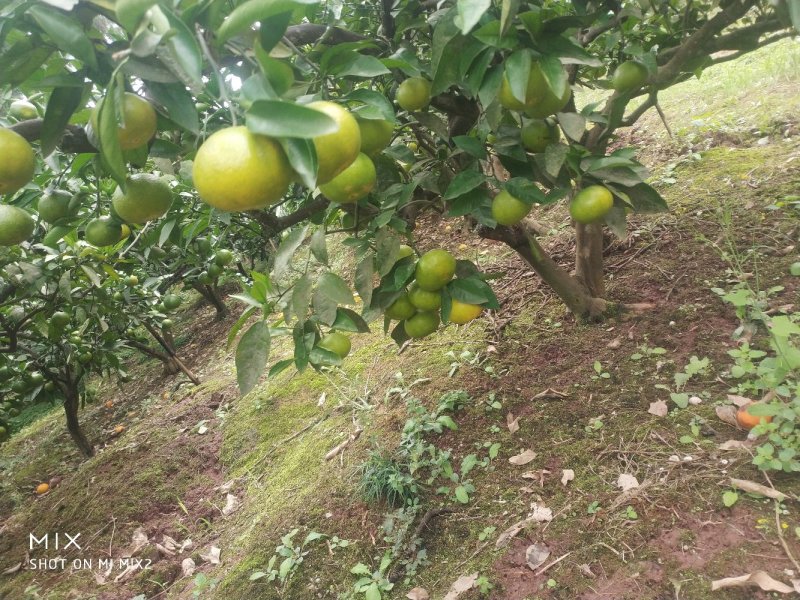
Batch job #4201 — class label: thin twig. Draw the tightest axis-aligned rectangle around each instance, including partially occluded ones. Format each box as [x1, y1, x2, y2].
[535, 551, 573, 576]
[119, 222, 149, 258]
[196, 25, 237, 126]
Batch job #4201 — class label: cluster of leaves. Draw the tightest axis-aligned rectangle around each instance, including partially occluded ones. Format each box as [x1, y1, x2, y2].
[716, 283, 800, 472]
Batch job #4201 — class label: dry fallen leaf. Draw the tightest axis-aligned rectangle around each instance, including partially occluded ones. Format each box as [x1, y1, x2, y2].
[617, 474, 640, 491]
[496, 521, 527, 548]
[162, 535, 180, 552]
[128, 527, 149, 556]
[406, 588, 430, 600]
[222, 493, 240, 516]
[719, 439, 753, 451]
[561, 469, 575, 486]
[155, 543, 175, 557]
[200, 545, 221, 565]
[181, 557, 196, 577]
[716, 405, 739, 427]
[509, 449, 537, 466]
[711, 571, 793, 593]
[443, 573, 479, 600]
[727, 394, 754, 408]
[578, 563, 595, 578]
[529, 502, 553, 522]
[648, 400, 668, 417]
[506, 413, 520, 434]
[525, 543, 551, 571]
[730, 478, 786, 501]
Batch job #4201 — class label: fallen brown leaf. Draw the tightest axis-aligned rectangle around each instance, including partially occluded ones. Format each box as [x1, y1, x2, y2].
[561, 469, 575, 486]
[407, 588, 430, 600]
[730, 478, 786, 501]
[727, 394, 754, 408]
[526, 543, 550, 571]
[509, 449, 537, 466]
[506, 413, 520, 434]
[648, 400, 668, 417]
[443, 573, 479, 600]
[711, 571, 793, 593]
[715, 405, 739, 427]
[616, 474, 639, 491]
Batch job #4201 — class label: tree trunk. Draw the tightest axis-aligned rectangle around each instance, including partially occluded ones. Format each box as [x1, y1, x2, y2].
[480, 224, 609, 321]
[192, 282, 227, 318]
[575, 223, 606, 298]
[63, 386, 93, 458]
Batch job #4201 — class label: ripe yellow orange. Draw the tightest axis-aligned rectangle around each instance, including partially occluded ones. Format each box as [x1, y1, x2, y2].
[569, 185, 614, 224]
[396, 77, 432, 111]
[308, 101, 361, 185]
[0, 128, 35, 195]
[92, 92, 157, 150]
[319, 153, 376, 203]
[114, 424, 125, 434]
[520, 119, 560, 153]
[492, 190, 531, 226]
[415, 249, 456, 291]
[0, 204, 35, 246]
[449, 299, 482, 324]
[10, 100, 38, 120]
[193, 126, 292, 211]
[35, 483, 50, 495]
[736, 404, 773, 430]
[404, 311, 440, 339]
[357, 118, 394, 156]
[112, 174, 173, 223]
[105, 400, 114, 408]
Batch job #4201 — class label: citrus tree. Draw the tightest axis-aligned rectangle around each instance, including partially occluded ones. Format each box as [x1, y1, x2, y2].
[1, 0, 798, 410]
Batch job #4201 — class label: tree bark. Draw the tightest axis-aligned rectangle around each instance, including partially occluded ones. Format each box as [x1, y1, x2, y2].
[191, 282, 227, 318]
[141, 322, 201, 385]
[479, 224, 609, 321]
[63, 385, 93, 458]
[575, 223, 606, 298]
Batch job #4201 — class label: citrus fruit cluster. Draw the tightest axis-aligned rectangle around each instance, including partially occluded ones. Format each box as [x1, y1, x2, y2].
[193, 100, 393, 212]
[385, 248, 484, 340]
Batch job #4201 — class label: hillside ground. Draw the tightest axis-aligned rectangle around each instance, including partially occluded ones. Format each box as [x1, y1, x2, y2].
[1, 40, 799, 600]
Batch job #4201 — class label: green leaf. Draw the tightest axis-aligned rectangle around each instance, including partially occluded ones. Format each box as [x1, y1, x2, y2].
[145, 81, 199, 134]
[246, 100, 338, 139]
[460, 453, 478, 475]
[310, 227, 328, 265]
[557, 112, 586, 142]
[350, 563, 371, 576]
[455, 485, 470, 503]
[326, 52, 390, 78]
[437, 415, 458, 430]
[604, 204, 626, 240]
[116, 0, 158, 31]
[332, 308, 370, 333]
[355, 253, 375, 309]
[348, 89, 397, 122]
[273, 225, 309, 275]
[159, 6, 203, 85]
[41, 83, 85, 157]
[447, 277, 498, 308]
[788, 0, 800, 33]
[365, 582, 382, 600]
[279, 138, 318, 188]
[291, 274, 313, 324]
[456, 0, 491, 34]
[258, 11, 293, 53]
[444, 171, 486, 200]
[489, 442, 500, 459]
[453, 135, 487, 159]
[543, 143, 568, 178]
[504, 49, 532, 104]
[317, 272, 354, 305]
[722, 490, 739, 507]
[614, 182, 668, 213]
[29, 5, 98, 71]
[309, 346, 342, 367]
[216, 0, 320, 45]
[538, 55, 568, 98]
[236, 321, 271, 395]
[500, 0, 520, 35]
[505, 178, 546, 205]
[536, 33, 602, 67]
[227, 306, 257, 350]
[96, 85, 128, 189]
[269, 358, 294, 378]
[375, 230, 401, 277]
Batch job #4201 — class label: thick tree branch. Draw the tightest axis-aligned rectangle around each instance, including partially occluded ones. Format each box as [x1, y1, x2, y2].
[284, 24, 368, 46]
[10, 119, 97, 153]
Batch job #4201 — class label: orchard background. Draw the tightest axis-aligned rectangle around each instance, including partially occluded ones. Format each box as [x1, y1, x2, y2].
[0, 0, 799, 598]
